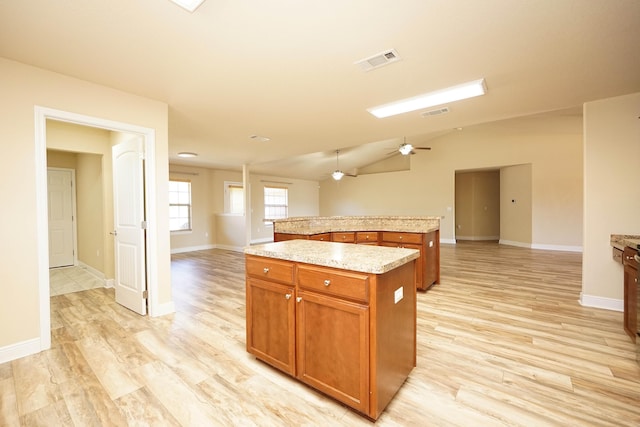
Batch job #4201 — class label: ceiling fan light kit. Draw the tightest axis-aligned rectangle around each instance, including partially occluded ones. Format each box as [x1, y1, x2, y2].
[367, 78, 487, 118]
[399, 143, 413, 155]
[332, 170, 345, 181]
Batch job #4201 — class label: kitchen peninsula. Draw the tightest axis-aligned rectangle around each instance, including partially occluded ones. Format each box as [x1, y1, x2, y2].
[244, 239, 419, 420]
[273, 216, 440, 291]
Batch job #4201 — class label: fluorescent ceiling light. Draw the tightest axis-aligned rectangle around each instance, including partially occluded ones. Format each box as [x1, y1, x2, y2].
[177, 152, 198, 158]
[367, 78, 486, 118]
[170, 0, 205, 12]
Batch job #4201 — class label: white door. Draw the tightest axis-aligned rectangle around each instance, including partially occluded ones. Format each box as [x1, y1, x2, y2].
[112, 139, 147, 315]
[48, 168, 75, 268]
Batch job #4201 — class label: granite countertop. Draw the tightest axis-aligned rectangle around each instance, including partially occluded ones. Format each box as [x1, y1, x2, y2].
[273, 215, 440, 234]
[610, 234, 640, 251]
[244, 239, 419, 274]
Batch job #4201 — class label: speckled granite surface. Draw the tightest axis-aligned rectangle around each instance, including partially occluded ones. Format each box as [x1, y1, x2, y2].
[244, 239, 419, 274]
[273, 216, 440, 234]
[610, 234, 640, 250]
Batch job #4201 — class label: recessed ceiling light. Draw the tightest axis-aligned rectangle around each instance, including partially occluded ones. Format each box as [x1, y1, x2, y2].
[367, 78, 487, 118]
[177, 152, 198, 158]
[169, 0, 205, 13]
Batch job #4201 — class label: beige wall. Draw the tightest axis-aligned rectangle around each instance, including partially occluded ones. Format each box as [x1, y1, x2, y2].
[455, 170, 500, 240]
[249, 174, 320, 243]
[47, 150, 77, 169]
[582, 92, 640, 305]
[320, 113, 583, 249]
[76, 153, 104, 272]
[500, 164, 533, 246]
[0, 57, 170, 355]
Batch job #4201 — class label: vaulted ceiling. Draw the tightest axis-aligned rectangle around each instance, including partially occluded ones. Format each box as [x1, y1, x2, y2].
[1, 0, 639, 180]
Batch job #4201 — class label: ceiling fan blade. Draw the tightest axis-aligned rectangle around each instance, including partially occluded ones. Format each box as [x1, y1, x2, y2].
[414, 147, 431, 150]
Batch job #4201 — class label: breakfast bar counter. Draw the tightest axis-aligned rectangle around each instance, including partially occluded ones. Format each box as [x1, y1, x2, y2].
[272, 215, 440, 290]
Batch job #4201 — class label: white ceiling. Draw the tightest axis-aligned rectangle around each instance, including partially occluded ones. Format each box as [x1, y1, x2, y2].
[1, 0, 639, 180]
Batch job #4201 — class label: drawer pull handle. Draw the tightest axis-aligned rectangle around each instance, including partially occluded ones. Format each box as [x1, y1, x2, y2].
[296, 297, 302, 303]
[285, 293, 292, 300]
[263, 267, 270, 274]
[324, 279, 331, 287]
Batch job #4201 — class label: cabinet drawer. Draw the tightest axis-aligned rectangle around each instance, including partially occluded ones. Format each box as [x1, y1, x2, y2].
[298, 265, 369, 303]
[332, 232, 355, 243]
[309, 233, 331, 241]
[356, 232, 379, 244]
[246, 256, 294, 284]
[381, 232, 422, 245]
[624, 247, 639, 269]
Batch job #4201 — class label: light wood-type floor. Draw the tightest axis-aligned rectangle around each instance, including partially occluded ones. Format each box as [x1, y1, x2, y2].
[1, 242, 639, 426]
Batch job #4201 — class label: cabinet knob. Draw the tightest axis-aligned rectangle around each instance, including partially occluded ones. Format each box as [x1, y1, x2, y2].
[263, 267, 270, 274]
[285, 293, 292, 300]
[296, 297, 302, 303]
[324, 279, 331, 287]
[399, 236, 403, 240]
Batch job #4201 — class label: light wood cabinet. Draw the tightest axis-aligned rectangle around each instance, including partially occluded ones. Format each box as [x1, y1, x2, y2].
[245, 254, 416, 420]
[623, 246, 638, 343]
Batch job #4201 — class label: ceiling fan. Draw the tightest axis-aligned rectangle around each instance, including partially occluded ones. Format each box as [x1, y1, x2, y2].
[332, 150, 357, 181]
[398, 137, 431, 155]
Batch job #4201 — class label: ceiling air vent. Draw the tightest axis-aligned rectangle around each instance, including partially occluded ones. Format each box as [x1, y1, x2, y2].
[421, 107, 450, 117]
[355, 49, 401, 72]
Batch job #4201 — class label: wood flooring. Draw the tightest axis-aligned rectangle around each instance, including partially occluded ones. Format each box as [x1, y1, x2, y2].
[1, 242, 639, 426]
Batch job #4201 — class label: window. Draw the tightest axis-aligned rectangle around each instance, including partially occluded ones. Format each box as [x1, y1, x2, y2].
[224, 181, 244, 215]
[169, 180, 192, 231]
[264, 186, 288, 223]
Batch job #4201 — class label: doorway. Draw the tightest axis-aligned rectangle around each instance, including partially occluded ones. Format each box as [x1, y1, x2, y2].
[35, 106, 161, 351]
[455, 170, 500, 241]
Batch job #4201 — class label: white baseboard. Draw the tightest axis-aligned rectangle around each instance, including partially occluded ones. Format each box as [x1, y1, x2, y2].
[170, 244, 216, 254]
[456, 235, 499, 241]
[499, 239, 531, 248]
[531, 243, 583, 253]
[0, 337, 42, 364]
[77, 261, 113, 288]
[151, 301, 176, 317]
[579, 293, 623, 312]
[250, 237, 274, 245]
[440, 238, 456, 245]
[215, 244, 245, 253]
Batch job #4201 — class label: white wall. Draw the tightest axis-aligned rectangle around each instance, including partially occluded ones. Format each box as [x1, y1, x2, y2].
[0, 57, 170, 362]
[582, 92, 640, 308]
[320, 113, 584, 249]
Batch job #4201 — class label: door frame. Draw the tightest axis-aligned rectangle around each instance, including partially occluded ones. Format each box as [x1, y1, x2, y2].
[47, 167, 78, 268]
[35, 106, 160, 351]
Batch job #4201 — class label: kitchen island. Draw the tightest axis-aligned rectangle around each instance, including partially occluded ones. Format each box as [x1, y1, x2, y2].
[273, 215, 440, 291]
[244, 239, 419, 420]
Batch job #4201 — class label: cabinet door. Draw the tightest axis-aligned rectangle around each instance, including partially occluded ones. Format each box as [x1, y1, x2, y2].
[246, 278, 296, 375]
[624, 263, 638, 342]
[296, 290, 370, 414]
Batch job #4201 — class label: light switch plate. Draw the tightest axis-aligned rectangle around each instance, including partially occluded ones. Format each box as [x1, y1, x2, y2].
[394, 286, 404, 304]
